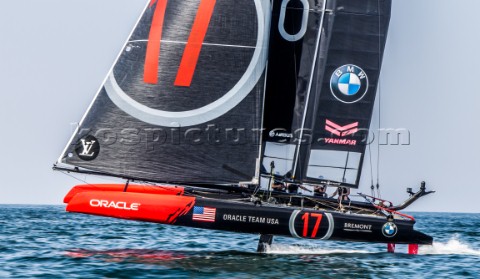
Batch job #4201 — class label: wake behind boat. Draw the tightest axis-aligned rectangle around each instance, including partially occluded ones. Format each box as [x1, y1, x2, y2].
[54, 0, 434, 254]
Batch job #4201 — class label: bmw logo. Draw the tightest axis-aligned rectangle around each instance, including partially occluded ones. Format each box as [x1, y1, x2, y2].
[330, 64, 369, 104]
[382, 222, 398, 238]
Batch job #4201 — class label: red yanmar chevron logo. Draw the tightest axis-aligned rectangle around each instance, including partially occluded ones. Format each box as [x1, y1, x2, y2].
[325, 120, 359, 137]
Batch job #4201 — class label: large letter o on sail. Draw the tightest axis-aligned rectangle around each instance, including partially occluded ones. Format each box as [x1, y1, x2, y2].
[278, 0, 309, 42]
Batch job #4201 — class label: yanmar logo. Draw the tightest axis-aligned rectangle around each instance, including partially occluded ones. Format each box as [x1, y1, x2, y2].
[90, 199, 141, 211]
[324, 120, 358, 146]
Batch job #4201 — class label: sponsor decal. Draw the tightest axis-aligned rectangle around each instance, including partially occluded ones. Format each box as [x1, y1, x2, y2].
[144, 0, 216, 87]
[222, 214, 280, 225]
[326, 120, 358, 137]
[301, 212, 324, 238]
[269, 130, 293, 139]
[75, 135, 100, 161]
[324, 138, 357, 146]
[89, 199, 140, 211]
[343, 223, 372, 232]
[289, 211, 334, 239]
[192, 206, 216, 222]
[330, 64, 369, 104]
[382, 222, 398, 237]
[324, 119, 358, 146]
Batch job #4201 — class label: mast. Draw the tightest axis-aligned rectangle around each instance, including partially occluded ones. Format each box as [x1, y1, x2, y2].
[261, 0, 329, 184]
[291, 0, 328, 179]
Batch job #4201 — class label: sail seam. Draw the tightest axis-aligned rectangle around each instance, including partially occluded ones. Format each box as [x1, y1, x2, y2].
[263, 155, 294, 161]
[128, 39, 256, 49]
[307, 165, 358, 170]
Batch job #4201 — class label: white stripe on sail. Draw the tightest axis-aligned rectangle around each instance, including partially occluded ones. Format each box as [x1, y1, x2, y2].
[128, 39, 256, 49]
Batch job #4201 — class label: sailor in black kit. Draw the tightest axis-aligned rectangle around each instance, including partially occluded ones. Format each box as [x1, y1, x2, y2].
[313, 185, 327, 198]
[331, 186, 350, 202]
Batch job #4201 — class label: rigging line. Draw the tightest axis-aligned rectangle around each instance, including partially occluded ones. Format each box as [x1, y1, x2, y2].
[256, 64, 269, 177]
[59, 167, 175, 191]
[59, 170, 92, 185]
[292, 6, 299, 105]
[306, 198, 338, 211]
[342, 152, 350, 183]
[305, 164, 357, 170]
[255, 0, 273, 184]
[376, 0, 382, 198]
[292, 0, 327, 177]
[252, 183, 262, 196]
[368, 143, 375, 197]
[289, 2, 300, 178]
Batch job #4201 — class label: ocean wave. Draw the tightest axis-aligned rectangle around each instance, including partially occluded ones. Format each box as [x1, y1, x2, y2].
[265, 244, 372, 255]
[420, 238, 480, 256]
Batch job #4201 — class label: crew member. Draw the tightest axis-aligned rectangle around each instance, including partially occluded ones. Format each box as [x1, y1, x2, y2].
[313, 185, 327, 198]
[271, 180, 286, 192]
[331, 186, 350, 202]
[287, 183, 299, 194]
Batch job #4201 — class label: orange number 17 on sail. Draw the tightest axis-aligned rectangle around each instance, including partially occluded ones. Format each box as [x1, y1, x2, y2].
[144, 0, 217, 87]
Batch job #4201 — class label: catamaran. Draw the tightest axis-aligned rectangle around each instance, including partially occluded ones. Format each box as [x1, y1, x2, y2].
[54, 0, 434, 254]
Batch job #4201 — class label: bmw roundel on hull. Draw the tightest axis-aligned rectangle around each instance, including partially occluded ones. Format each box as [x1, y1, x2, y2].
[382, 222, 398, 238]
[330, 64, 369, 104]
[104, 0, 270, 127]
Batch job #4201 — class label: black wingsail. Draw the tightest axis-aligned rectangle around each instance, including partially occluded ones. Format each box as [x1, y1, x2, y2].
[261, 0, 327, 180]
[57, 0, 271, 185]
[261, 0, 391, 189]
[295, 0, 392, 188]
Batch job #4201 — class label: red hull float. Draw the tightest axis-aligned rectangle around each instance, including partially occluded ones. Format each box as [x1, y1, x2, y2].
[64, 184, 184, 203]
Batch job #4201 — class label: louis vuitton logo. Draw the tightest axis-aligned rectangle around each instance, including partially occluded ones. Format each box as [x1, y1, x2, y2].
[80, 139, 97, 157]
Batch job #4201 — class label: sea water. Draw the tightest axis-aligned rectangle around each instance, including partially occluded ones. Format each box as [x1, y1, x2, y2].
[0, 205, 478, 278]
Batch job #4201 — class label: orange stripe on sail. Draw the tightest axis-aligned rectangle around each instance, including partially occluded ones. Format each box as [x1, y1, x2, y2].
[174, 0, 216, 87]
[144, 0, 168, 84]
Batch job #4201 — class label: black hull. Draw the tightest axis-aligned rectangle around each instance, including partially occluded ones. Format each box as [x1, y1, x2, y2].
[173, 198, 432, 245]
[64, 184, 433, 246]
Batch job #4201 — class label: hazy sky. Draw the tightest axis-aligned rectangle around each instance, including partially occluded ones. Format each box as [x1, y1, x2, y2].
[0, 0, 479, 213]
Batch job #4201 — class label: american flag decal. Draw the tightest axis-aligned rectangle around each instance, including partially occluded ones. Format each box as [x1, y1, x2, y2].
[192, 206, 216, 222]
